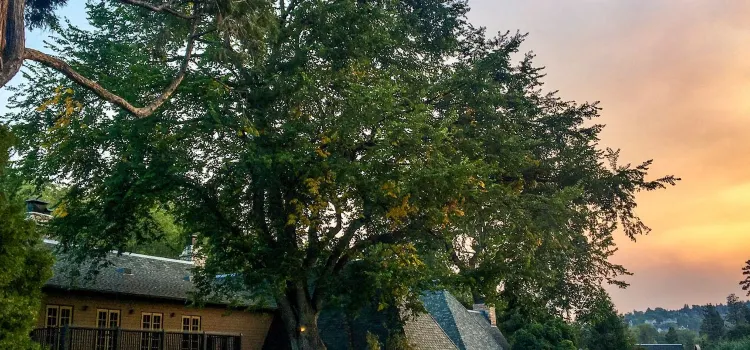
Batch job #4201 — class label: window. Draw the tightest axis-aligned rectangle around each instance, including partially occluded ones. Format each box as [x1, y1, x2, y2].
[45, 305, 73, 327]
[96, 309, 120, 328]
[141, 313, 163, 350]
[181, 316, 201, 350]
[181, 316, 201, 331]
[96, 309, 120, 350]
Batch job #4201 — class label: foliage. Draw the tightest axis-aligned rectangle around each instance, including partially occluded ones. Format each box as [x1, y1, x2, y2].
[624, 303, 738, 332]
[665, 326, 678, 343]
[0, 125, 54, 349]
[725, 324, 750, 341]
[511, 316, 578, 350]
[701, 304, 725, 342]
[578, 293, 636, 350]
[710, 338, 750, 350]
[675, 328, 699, 350]
[4, 0, 677, 348]
[632, 323, 660, 344]
[726, 294, 748, 327]
[366, 332, 381, 350]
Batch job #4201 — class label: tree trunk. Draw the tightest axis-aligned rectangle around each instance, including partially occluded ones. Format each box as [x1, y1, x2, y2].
[277, 282, 327, 350]
[0, 0, 25, 88]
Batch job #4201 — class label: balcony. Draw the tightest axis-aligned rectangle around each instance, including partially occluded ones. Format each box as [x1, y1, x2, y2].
[31, 326, 242, 350]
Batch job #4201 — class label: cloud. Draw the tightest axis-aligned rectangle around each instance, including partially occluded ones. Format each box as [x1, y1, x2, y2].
[469, 0, 750, 310]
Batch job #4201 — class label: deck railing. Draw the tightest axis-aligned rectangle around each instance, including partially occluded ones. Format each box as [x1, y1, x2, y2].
[31, 326, 241, 350]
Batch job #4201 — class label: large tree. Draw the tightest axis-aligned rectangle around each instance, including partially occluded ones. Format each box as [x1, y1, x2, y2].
[0, 125, 53, 349]
[726, 293, 747, 327]
[700, 304, 725, 342]
[5, 1, 676, 349]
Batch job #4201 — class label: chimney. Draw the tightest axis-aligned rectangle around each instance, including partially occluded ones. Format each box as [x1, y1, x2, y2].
[473, 303, 497, 326]
[25, 198, 53, 223]
[179, 235, 204, 266]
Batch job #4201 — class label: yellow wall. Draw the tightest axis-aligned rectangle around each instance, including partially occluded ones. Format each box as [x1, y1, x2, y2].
[38, 290, 274, 350]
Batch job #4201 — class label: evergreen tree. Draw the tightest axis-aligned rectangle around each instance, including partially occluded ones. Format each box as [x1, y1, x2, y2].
[726, 294, 747, 326]
[0, 126, 53, 349]
[665, 327, 679, 343]
[578, 293, 635, 350]
[700, 304, 725, 342]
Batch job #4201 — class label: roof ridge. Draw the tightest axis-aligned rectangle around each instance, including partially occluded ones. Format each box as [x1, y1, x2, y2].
[44, 238, 194, 265]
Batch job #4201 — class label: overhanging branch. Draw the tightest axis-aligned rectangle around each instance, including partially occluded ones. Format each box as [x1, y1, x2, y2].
[23, 17, 199, 118]
[118, 0, 194, 19]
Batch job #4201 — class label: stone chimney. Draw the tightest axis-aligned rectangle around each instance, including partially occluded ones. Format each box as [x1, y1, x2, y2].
[179, 235, 204, 266]
[25, 198, 53, 223]
[473, 303, 497, 326]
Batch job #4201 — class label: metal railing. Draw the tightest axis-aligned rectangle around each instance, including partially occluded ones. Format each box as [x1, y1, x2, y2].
[31, 326, 242, 350]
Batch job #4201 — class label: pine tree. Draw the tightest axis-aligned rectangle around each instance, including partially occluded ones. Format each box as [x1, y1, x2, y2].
[700, 304, 725, 342]
[726, 293, 747, 326]
[0, 126, 53, 349]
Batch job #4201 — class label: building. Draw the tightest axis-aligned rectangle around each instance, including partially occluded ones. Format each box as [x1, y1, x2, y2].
[33, 239, 275, 350]
[310, 290, 508, 350]
[28, 201, 509, 350]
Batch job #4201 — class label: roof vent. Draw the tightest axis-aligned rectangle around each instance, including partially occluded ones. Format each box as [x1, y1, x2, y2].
[116, 267, 134, 276]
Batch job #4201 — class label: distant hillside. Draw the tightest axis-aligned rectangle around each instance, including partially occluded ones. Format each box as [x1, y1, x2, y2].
[624, 302, 750, 332]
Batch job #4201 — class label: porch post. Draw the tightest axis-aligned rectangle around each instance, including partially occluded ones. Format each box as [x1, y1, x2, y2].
[115, 327, 121, 350]
[61, 324, 69, 350]
[160, 329, 165, 350]
[202, 331, 207, 350]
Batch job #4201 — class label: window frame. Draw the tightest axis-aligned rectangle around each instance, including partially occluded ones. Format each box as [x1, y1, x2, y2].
[96, 309, 121, 329]
[141, 312, 164, 330]
[181, 315, 201, 332]
[45, 305, 74, 327]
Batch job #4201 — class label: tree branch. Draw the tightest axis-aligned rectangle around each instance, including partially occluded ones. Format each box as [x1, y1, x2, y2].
[117, 0, 194, 19]
[23, 18, 199, 118]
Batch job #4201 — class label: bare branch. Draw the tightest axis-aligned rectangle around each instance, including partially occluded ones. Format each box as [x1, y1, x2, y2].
[23, 18, 199, 118]
[117, 0, 194, 19]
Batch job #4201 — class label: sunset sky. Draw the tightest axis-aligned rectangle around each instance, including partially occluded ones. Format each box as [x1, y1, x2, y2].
[3, 0, 750, 313]
[469, 0, 750, 312]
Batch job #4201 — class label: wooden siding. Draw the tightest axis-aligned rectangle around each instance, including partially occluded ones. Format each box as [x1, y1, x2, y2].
[38, 290, 274, 350]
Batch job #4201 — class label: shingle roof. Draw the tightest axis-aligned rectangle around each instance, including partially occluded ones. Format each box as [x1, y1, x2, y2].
[467, 311, 510, 350]
[46, 248, 196, 301]
[43, 240, 275, 308]
[403, 312, 459, 350]
[421, 290, 505, 350]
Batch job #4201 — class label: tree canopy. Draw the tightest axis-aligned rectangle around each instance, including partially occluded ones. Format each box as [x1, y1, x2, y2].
[577, 293, 635, 350]
[0, 126, 53, 349]
[4, 1, 677, 349]
[701, 304, 725, 342]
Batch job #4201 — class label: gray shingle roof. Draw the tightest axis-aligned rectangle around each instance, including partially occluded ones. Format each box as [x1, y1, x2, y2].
[43, 240, 275, 308]
[421, 290, 505, 350]
[45, 249, 197, 301]
[467, 311, 510, 350]
[403, 312, 459, 350]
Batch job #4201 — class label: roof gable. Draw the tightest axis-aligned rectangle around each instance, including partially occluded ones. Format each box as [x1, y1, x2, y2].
[421, 291, 504, 350]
